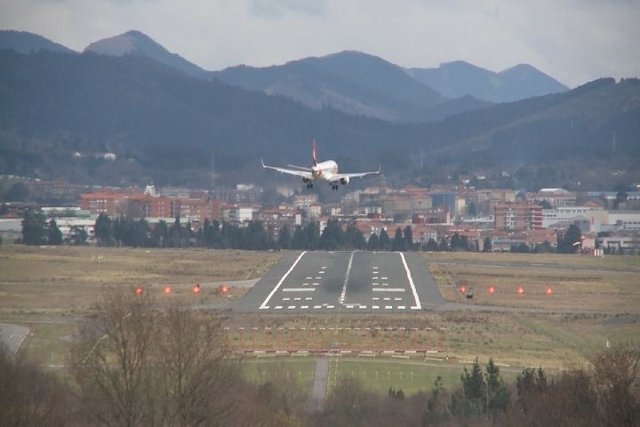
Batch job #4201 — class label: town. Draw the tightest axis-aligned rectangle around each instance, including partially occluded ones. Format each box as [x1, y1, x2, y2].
[2, 177, 638, 254]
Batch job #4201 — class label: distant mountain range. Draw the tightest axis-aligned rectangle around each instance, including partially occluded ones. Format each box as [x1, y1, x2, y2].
[1, 30, 567, 123]
[0, 30, 75, 55]
[406, 61, 569, 103]
[0, 29, 638, 190]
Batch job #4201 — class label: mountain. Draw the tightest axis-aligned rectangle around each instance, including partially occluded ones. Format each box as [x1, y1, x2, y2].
[0, 30, 75, 54]
[406, 61, 569, 103]
[84, 30, 208, 79]
[212, 51, 473, 123]
[0, 47, 638, 190]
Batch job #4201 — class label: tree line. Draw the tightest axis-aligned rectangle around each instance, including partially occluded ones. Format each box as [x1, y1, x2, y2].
[19, 209, 585, 254]
[2, 288, 639, 426]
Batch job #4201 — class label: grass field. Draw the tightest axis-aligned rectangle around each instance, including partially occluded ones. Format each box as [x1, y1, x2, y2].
[427, 253, 640, 312]
[1, 245, 639, 391]
[0, 245, 280, 314]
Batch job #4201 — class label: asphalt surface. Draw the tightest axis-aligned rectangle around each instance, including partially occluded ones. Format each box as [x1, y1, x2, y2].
[231, 251, 446, 313]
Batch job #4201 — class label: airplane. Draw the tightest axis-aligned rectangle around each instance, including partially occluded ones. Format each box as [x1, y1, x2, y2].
[261, 140, 381, 190]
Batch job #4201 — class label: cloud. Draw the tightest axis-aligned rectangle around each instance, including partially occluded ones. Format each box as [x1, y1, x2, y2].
[0, 0, 638, 86]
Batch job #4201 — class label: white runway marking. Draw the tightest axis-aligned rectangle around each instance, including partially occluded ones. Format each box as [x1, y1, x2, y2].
[283, 297, 290, 301]
[275, 306, 283, 310]
[315, 276, 322, 279]
[282, 288, 316, 292]
[301, 305, 309, 309]
[338, 251, 356, 305]
[372, 305, 380, 309]
[399, 252, 422, 310]
[372, 288, 406, 292]
[260, 251, 307, 309]
[305, 277, 313, 280]
[312, 282, 319, 286]
[314, 305, 322, 309]
[398, 306, 406, 309]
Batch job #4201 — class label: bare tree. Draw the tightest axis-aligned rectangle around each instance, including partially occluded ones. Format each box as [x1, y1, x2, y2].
[592, 343, 640, 427]
[0, 344, 71, 426]
[72, 288, 160, 426]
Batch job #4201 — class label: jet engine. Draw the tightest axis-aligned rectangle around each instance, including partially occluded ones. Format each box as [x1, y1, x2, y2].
[340, 177, 350, 185]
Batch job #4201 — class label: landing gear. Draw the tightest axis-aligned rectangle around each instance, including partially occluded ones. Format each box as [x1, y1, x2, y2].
[331, 184, 339, 190]
[306, 183, 313, 189]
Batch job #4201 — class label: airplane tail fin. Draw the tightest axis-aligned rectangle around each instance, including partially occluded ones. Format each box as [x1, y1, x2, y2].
[312, 139, 318, 167]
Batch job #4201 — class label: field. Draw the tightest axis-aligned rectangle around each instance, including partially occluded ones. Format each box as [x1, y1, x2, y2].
[0, 245, 280, 314]
[427, 252, 640, 312]
[1, 245, 639, 396]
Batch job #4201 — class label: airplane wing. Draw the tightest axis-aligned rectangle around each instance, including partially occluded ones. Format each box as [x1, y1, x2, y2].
[262, 159, 313, 179]
[334, 167, 382, 180]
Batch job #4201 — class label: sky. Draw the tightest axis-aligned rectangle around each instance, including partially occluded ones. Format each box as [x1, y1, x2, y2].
[1, 0, 639, 87]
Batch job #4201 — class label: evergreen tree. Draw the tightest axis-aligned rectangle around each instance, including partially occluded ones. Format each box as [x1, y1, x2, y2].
[392, 227, 404, 251]
[47, 219, 63, 245]
[345, 223, 366, 249]
[379, 229, 390, 251]
[366, 233, 380, 251]
[277, 225, 292, 250]
[319, 220, 344, 250]
[304, 221, 320, 250]
[292, 225, 306, 249]
[558, 224, 582, 253]
[424, 238, 438, 251]
[403, 225, 413, 251]
[485, 358, 510, 418]
[452, 358, 486, 416]
[21, 209, 47, 245]
[483, 237, 492, 252]
[94, 213, 115, 246]
[438, 238, 449, 252]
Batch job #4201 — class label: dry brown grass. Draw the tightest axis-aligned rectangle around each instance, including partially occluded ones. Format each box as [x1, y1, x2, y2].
[0, 245, 280, 314]
[428, 254, 640, 313]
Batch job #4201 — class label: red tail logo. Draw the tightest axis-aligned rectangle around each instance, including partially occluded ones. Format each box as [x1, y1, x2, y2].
[312, 139, 318, 166]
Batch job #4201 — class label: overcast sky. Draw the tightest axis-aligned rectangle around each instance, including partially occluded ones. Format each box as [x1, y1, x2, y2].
[1, 0, 639, 87]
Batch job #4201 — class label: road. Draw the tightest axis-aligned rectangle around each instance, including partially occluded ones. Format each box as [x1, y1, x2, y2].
[231, 251, 446, 313]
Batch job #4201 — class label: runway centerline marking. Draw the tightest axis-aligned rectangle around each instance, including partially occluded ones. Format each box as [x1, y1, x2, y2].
[372, 288, 406, 292]
[282, 288, 316, 292]
[259, 251, 307, 309]
[338, 251, 356, 305]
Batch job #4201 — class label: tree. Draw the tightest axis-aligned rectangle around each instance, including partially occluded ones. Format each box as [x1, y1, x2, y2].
[452, 358, 486, 416]
[94, 213, 115, 246]
[483, 237, 492, 252]
[21, 209, 47, 245]
[592, 343, 640, 426]
[344, 223, 365, 249]
[558, 223, 582, 253]
[68, 226, 88, 245]
[403, 225, 413, 251]
[367, 233, 380, 250]
[424, 238, 438, 251]
[379, 229, 390, 251]
[485, 358, 509, 418]
[392, 227, 404, 251]
[5, 182, 29, 202]
[47, 219, 63, 245]
[277, 225, 292, 250]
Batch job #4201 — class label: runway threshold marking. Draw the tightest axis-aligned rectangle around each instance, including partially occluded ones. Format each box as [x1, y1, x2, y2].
[259, 251, 307, 310]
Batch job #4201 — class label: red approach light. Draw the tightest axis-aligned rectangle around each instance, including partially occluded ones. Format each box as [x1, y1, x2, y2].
[220, 285, 230, 295]
[135, 287, 143, 296]
[459, 286, 467, 294]
[164, 286, 172, 295]
[517, 286, 524, 296]
[546, 287, 553, 296]
[193, 284, 201, 294]
[487, 286, 496, 295]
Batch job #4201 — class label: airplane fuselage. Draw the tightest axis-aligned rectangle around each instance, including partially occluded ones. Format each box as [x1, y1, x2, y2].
[311, 160, 338, 182]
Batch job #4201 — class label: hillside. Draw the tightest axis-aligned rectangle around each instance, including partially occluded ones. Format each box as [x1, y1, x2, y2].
[0, 48, 638, 190]
[213, 51, 456, 122]
[407, 61, 569, 103]
[0, 30, 76, 54]
[84, 30, 208, 80]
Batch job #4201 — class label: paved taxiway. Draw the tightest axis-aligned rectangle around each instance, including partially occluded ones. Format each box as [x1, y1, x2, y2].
[232, 251, 445, 313]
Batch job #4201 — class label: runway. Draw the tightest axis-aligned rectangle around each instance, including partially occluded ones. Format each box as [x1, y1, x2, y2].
[232, 251, 445, 313]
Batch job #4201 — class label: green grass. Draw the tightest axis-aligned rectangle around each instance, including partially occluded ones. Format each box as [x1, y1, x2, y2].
[241, 358, 316, 396]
